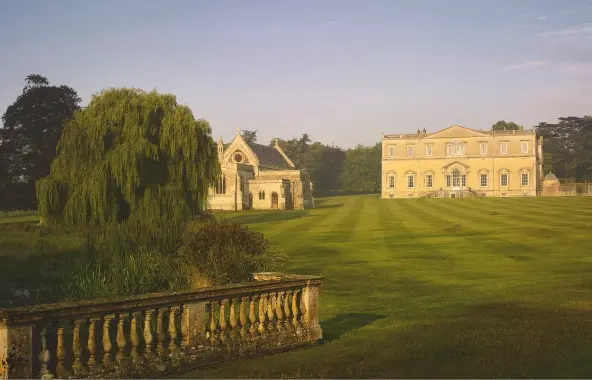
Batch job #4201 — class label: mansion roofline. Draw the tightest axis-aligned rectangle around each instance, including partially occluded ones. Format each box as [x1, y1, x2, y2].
[382, 125, 536, 140]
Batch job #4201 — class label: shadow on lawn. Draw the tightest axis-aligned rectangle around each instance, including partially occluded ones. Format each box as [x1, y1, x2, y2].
[376, 301, 592, 378]
[321, 312, 386, 343]
[229, 210, 309, 225]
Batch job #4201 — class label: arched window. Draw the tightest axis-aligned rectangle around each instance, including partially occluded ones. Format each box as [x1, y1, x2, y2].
[452, 169, 461, 187]
[215, 176, 226, 194]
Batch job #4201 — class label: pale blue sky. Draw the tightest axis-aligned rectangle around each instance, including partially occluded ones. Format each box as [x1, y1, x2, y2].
[1, 0, 591, 148]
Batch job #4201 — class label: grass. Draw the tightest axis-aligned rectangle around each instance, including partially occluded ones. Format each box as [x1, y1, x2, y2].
[2, 196, 592, 377]
[188, 195, 592, 378]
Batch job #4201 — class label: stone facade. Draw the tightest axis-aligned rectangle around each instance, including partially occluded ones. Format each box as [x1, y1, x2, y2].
[381, 125, 542, 198]
[207, 132, 314, 211]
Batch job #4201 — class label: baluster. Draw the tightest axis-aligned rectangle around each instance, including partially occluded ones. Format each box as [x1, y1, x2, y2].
[229, 298, 238, 340]
[257, 294, 266, 335]
[116, 313, 129, 364]
[168, 306, 180, 353]
[275, 291, 285, 331]
[180, 304, 190, 350]
[292, 289, 301, 329]
[266, 293, 275, 332]
[87, 317, 101, 371]
[55, 323, 67, 377]
[284, 290, 292, 330]
[239, 296, 248, 338]
[208, 301, 218, 345]
[249, 295, 258, 336]
[72, 318, 85, 375]
[37, 326, 51, 378]
[300, 287, 310, 327]
[103, 314, 114, 369]
[143, 310, 155, 360]
[219, 299, 228, 343]
[156, 308, 166, 356]
[130, 311, 142, 364]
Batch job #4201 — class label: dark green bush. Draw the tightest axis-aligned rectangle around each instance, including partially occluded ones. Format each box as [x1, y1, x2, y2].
[179, 214, 287, 286]
[52, 213, 286, 302]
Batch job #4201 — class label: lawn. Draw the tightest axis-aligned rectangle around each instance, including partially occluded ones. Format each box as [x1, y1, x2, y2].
[2, 195, 592, 377]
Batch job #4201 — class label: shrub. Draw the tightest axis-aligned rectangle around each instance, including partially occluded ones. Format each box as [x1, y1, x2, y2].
[179, 215, 287, 286]
[50, 214, 286, 302]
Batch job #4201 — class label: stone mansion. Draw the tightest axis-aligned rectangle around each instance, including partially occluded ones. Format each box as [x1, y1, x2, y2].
[207, 130, 314, 211]
[381, 125, 542, 198]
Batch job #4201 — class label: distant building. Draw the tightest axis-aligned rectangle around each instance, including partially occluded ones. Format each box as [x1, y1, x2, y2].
[381, 125, 542, 198]
[208, 131, 314, 210]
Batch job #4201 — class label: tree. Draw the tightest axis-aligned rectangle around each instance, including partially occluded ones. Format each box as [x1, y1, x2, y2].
[0, 74, 81, 210]
[535, 116, 592, 181]
[306, 143, 345, 196]
[36, 88, 220, 226]
[491, 120, 523, 131]
[272, 134, 311, 168]
[340, 143, 382, 193]
[270, 135, 346, 196]
[241, 129, 258, 144]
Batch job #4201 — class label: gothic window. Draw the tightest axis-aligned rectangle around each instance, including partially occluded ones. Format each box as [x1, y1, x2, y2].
[215, 176, 226, 194]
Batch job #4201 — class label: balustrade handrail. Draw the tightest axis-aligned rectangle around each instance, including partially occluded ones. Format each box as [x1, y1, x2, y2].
[0, 273, 323, 326]
[0, 272, 324, 379]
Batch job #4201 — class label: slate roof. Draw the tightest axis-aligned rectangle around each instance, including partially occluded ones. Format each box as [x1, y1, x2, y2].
[246, 142, 293, 169]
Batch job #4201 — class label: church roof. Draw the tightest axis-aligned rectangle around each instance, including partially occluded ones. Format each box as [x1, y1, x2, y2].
[246, 142, 293, 169]
[544, 172, 558, 180]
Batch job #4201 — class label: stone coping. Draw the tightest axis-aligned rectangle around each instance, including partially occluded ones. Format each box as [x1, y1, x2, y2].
[0, 273, 323, 326]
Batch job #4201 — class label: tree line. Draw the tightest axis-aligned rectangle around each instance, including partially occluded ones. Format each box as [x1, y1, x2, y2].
[1, 74, 591, 211]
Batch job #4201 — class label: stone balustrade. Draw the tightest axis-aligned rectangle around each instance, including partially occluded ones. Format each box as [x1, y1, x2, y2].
[0, 272, 323, 379]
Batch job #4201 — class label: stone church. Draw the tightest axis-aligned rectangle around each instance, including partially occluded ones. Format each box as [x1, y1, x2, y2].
[207, 130, 314, 211]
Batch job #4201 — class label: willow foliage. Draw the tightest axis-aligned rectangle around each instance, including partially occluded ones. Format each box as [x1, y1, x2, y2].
[37, 88, 220, 226]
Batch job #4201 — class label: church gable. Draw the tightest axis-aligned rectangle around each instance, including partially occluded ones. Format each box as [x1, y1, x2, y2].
[223, 136, 259, 166]
[222, 135, 294, 170]
[429, 125, 490, 139]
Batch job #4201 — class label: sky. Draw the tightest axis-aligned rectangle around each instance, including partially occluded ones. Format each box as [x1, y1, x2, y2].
[1, 0, 591, 148]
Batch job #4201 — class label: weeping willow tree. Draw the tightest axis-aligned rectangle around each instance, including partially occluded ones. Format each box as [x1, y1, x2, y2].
[36, 88, 220, 226]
